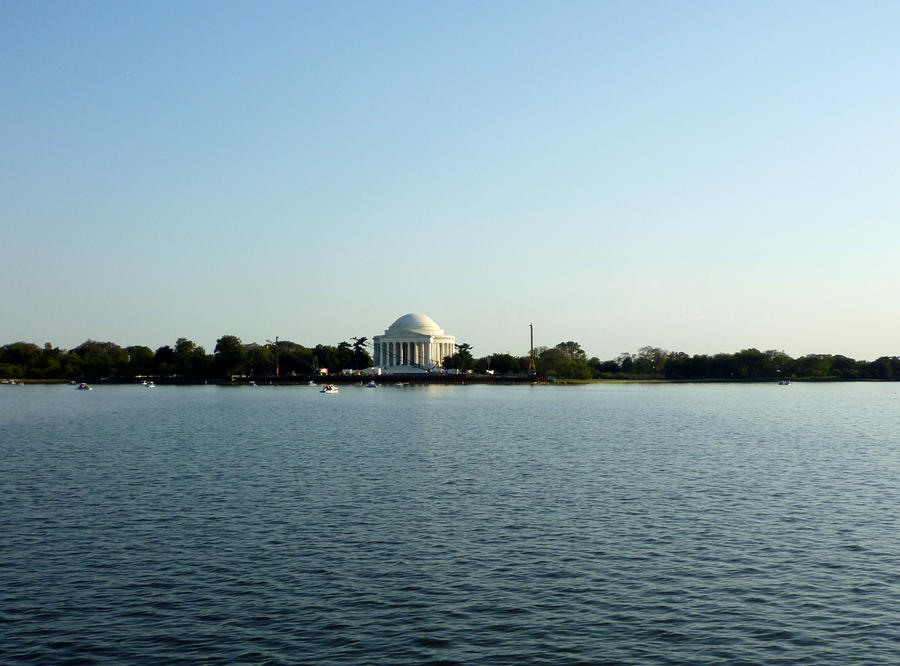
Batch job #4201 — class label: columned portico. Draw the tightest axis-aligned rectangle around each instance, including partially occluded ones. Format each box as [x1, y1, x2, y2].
[373, 313, 457, 373]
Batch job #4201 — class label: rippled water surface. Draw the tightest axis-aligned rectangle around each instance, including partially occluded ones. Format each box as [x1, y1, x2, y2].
[3, 382, 900, 664]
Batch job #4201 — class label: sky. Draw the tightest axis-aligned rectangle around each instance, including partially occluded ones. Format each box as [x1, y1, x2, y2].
[3, 1, 899, 361]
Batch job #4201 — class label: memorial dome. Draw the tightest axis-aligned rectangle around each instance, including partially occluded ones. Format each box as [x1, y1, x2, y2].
[385, 313, 444, 336]
[374, 313, 456, 371]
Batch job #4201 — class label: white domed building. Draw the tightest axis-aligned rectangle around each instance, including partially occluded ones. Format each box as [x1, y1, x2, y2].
[373, 313, 456, 372]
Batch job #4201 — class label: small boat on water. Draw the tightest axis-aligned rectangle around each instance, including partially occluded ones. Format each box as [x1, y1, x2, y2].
[76, 382, 93, 391]
[142, 380, 156, 388]
[779, 379, 791, 386]
[365, 380, 377, 388]
[320, 384, 339, 394]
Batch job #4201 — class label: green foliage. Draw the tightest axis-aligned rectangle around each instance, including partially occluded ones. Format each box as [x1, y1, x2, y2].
[474, 353, 527, 375]
[310, 339, 371, 373]
[444, 342, 475, 372]
[214, 335, 246, 378]
[4, 334, 900, 383]
[351, 337, 373, 369]
[0, 362, 25, 378]
[537, 342, 592, 379]
[277, 341, 314, 374]
[125, 346, 155, 378]
[245, 343, 274, 376]
[0, 342, 66, 378]
[71, 340, 128, 380]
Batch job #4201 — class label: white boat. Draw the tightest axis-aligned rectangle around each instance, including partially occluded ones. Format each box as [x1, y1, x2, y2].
[143, 380, 156, 388]
[320, 384, 339, 394]
[76, 382, 93, 391]
[779, 379, 791, 386]
[365, 380, 377, 388]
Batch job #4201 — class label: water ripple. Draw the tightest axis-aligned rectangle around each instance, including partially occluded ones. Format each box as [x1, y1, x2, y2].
[3, 383, 900, 663]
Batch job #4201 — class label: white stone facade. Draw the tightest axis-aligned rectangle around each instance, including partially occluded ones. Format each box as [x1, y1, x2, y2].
[373, 313, 456, 372]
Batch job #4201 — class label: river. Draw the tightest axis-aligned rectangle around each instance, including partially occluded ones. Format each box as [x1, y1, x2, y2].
[2, 382, 899, 664]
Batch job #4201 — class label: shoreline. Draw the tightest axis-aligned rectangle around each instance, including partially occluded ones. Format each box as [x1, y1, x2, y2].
[6, 375, 899, 386]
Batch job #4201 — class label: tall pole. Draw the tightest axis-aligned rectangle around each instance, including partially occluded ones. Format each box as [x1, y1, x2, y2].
[529, 323, 536, 373]
[267, 336, 280, 378]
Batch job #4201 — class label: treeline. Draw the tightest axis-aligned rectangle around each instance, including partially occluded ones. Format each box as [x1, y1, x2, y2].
[0, 336, 372, 382]
[452, 342, 900, 381]
[3, 337, 900, 382]
[615, 346, 900, 380]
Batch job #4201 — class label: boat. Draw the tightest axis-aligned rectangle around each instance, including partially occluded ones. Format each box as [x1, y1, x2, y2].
[320, 384, 339, 394]
[76, 382, 93, 391]
[365, 380, 377, 388]
[142, 380, 155, 388]
[779, 379, 791, 386]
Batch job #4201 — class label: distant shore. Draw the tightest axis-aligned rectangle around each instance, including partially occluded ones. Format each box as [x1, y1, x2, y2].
[6, 374, 898, 386]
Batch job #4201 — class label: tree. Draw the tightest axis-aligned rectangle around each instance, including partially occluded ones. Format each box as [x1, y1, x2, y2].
[215, 335, 246, 378]
[590, 357, 620, 376]
[0, 342, 63, 379]
[174, 337, 210, 377]
[1, 342, 41, 373]
[617, 353, 634, 374]
[634, 346, 668, 375]
[277, 341, 314, 374]
[70, 340, 128, 380]
[796, 354, 833, 378]
[865, 356, 897, 380]
[244, 343, 274, 377]
[733, 348, 766, 378]
[555, 341, 587, 361]
[312, 342, 356, 373]
[480, 353, 523, 375]
[351, 337, 373, 369]
[155, 345, 177, 376]
[830, 355, 859, 379]
[125, 345, 155, 378]
[537, 342, 591, 379]
[444, 342, 475, 372]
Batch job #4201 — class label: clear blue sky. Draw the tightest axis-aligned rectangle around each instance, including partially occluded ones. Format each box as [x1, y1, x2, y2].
[3, 1, 899, 360]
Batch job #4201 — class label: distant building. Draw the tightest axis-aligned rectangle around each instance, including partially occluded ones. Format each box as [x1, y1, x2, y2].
[373, 313, 456, 373]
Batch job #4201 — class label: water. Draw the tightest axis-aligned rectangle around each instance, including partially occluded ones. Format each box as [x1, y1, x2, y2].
[2, 382, 900, 664]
